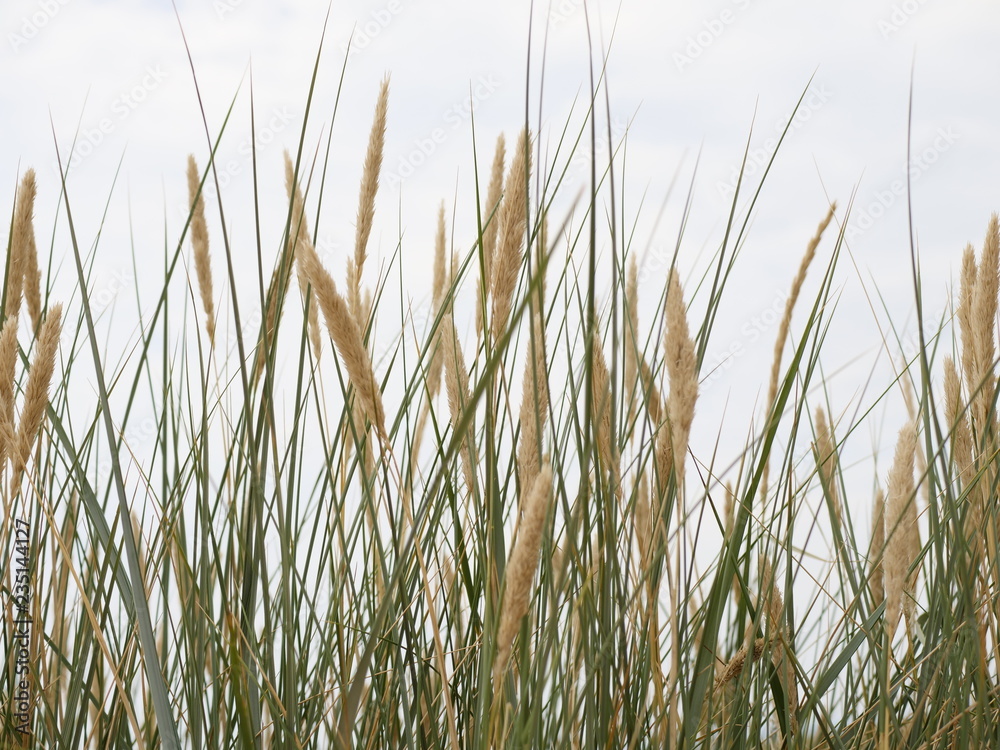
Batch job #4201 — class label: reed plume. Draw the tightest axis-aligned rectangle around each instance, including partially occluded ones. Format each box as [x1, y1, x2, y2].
[489, 129, 530, 344]
[349, 76, 390, 324]
[639, 356, 665, 428]
[885, 421, 917, 642]
[714, 638, 767, 693]
[944, 357, 978, 560]
[426, 202, 448, 400]
[10, 304, 62, 491]
[494, 464, 553, 681]
[8, 170, 36, 322]
[664, 268, 698, 488]
[814, 406, 841, 524]
[187, 155, 216, 345]
[869, 489, 885, 607]
[439, 311, 475, 497]
[516, 265, 548, 493]
[304, 253, 386, 439]
[590, 331, 619, 494]
[970, 213, 999, 436]
[959, 244, 978, 400]
[760, 202, 837, 504]
[0, 312, 18, 479]
[476, 134, 506, 339]
[283, 151, 322, 358]
[17, 170, 42, 336]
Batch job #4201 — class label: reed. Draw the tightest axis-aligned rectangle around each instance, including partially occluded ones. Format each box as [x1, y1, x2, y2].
[5, 39, 1000, 749]
[760, 202, 837, 504]
[187, 155, 215, 345]
[489, 129, 530, 345]
[494, 464, 553, 681]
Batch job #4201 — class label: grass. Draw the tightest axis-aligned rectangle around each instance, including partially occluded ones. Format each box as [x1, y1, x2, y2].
[2, 19, 999, 750]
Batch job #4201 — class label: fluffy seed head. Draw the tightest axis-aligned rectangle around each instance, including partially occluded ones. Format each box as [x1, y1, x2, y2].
[970, 214, 1000, 436]
[17, 170, 42, 336]
[439, 312, 475, 496]
[665, 268, 697, 486]
[959, 243, 978, 399]
[476, 135, 507, 339]
[424, 203, 449, 403]
[814, 406, 841, 523]
[758, 556, 785, 636]
[489, 129, 531, 344]
[869, 488, 885, 607]
[305, 253, 386, 439]
[714, 638, 767, 693]
[591, 332, 616, 481]
[494, 465, 553, 680]
[516, 296, 548, 493]
[483, 133, 506, 285]
[11, 304, 62, 488]
[187, 155, 215, 344]
[8, 170, 36, 322]
[761, 202, 837, 504]
[885, 421, 917, 640]
[350, 76, 390, 322]
[0, 312, 18, 476]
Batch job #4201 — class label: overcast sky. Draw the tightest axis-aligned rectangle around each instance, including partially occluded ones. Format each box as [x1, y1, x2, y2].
[3, 0, 999, 505]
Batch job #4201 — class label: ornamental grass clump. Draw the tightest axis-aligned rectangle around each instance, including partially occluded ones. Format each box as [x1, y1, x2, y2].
[5, 32, 1000, 750]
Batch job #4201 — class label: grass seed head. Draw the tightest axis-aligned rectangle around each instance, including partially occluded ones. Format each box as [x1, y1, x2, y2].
[187, 155, 215, 345]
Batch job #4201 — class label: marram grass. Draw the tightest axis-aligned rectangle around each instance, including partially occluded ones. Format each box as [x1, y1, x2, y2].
[2, 41, 1000, 750]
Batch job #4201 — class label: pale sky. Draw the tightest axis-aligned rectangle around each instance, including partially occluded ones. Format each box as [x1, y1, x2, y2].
[3, 0, 1000, 510]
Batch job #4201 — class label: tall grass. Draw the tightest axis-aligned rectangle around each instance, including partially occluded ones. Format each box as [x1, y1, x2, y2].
[2, 27, 999, 750]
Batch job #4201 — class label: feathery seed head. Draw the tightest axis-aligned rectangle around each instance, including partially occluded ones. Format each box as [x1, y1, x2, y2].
[305, 252, 386, 439]
[494, 465, 553, 680]
[885, 421, 917, 640]
[489, 129, 531, 344]
[187, 155, 216, 344]
[8, 169, 37, 322]
[351, 76, 390, 322]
